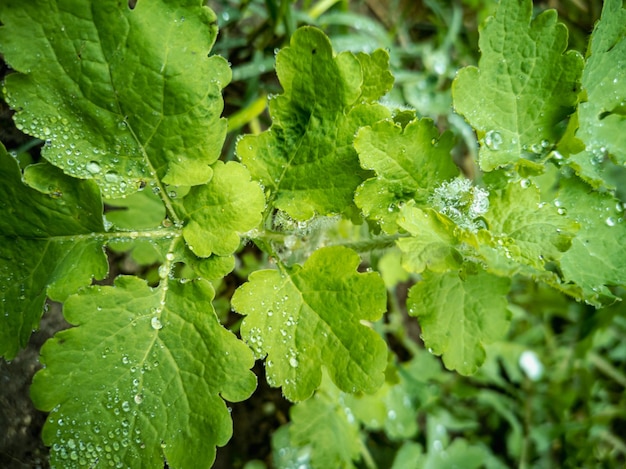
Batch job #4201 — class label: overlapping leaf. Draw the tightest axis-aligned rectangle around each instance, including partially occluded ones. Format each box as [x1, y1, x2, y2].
[182, 161, 265, 257]
[407, 269, 511, 375]
[237, 26, 392, 220]
[0, 146, 107, 359]
[232, 246, 387, 401]
[31, 276, 256, 468]
[354, 118, 459, 233]
[0, 0, 229, 197]
[453, 0, 583, 171]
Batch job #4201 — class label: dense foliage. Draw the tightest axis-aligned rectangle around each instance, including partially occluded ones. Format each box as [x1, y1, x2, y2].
[1, 0, 625, 467]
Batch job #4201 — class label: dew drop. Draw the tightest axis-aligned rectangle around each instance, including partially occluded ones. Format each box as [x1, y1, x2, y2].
[86, 161, 101, 174]
[484, 130, 503, 151]
[151, 317, 163, 330]
[289, 357, 298, 368]
[605, 216, 616, 227]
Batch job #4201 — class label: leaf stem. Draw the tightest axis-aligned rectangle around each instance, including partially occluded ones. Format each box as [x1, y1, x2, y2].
[588, 352, 626, 388]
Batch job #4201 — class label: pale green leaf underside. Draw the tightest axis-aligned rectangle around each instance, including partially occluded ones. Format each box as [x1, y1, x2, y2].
[354, 117, 459, 234]
[0, 0, 229, 197]
[183, 161, 265, 257]
[453, 0, 583, 171]
[576, 0, 626, 166]
[31, 276, 256, 469]
[0, 146, 107, 359]
[232, 246, 387, 401]
[408, 270, 511, 375]
[237, 26, 392, 220]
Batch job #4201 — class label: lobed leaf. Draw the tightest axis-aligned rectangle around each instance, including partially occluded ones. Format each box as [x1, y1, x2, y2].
[31, 276, 256, 468]
[182, 161, 265, 257]
[0, 146, 107, 359]
[453, 0, 583, 171]
[396, 204, 465, 274]
[575, 0, 626, 167]
[407, 269, 511, 375]
[558, 177, 626, 305]
[482, 181, 578, 270]
[354, 117, 459, 233]
[237, 26, 392, 220]
[0, 0, 229, 197]
[232, 246, 387, 401]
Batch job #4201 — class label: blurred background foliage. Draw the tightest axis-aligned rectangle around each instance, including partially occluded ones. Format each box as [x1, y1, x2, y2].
[2, 0, 625, 468]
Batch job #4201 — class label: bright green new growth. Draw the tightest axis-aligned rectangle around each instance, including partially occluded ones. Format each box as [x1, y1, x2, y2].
[182, 161, 265, 257]
[232, 246, 388, 401]
[0, 0, 229, 197]
[0, 145, 107, 359]
[31, 276, 256, 469]
[237, 26, 393, 221]
[354, 117, 459, 233]
[453, 0, 583, 171]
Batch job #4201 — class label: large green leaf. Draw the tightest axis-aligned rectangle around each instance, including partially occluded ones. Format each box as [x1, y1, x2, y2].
[31, 276, 256, 468]
[408, 269, 511, 375]
[0, 146, 107, 359]
[558, 177, 626, 305]
[237, 26, 392, 220]
[232, 246, 387, 401]
[0, 0, 229, 197]
[453, 0, 583, 171]
[354, 117, 459, 234]
[575, 0, 626, 166]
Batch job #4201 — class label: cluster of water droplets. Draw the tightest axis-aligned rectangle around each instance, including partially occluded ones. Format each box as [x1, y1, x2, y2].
[429, 178, 490, 232]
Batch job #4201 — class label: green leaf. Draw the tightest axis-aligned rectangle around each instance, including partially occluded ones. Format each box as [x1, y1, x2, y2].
[576, 0, 626, 166]
[0, 0, 229, 197]
[558, 177, 626, 305]
[0, 146, 107, 359]
[354, 118, 459, 233]
[183, 161, 265, 257]
[31, 276, 256, 468]
[288, 376, 361, 469]
[408, 269, 511, 375]
[232, 246, 387, 401]
[452, 0, 583, 171]
[237, 26, 392, 220]
[396, 204, 465, 274]
[104, 189, 166, 231]
[483, 182, 578, 270]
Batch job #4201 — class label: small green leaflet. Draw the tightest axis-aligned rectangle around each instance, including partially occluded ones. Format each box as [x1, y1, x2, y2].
[558, 177, 626, 305]
[232, 246, 387, 401]
[182, 161, 265, 257]
[354, 117, 459, 234]
[453, 0, 583, 171]
[31, 276, 256, 469]
[0, 146, 107, 359]
[407, 269, 511, 375]
[575, 0, 626, 167]
[237, 26, 392, 220]
[0, 0, 229, 197]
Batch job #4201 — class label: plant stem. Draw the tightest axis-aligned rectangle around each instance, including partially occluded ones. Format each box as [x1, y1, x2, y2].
[588, 352, 626, 388]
